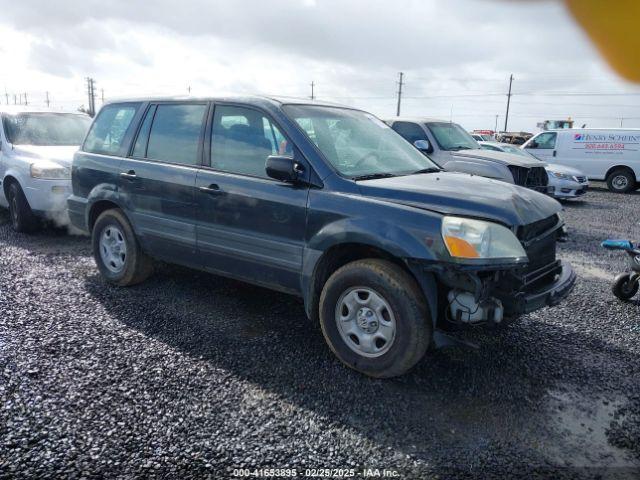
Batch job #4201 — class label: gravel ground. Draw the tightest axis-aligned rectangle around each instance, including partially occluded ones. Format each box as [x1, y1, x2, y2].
[1, 185, 639, 479]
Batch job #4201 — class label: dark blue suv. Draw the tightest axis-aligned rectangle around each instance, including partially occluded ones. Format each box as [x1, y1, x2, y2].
[68, 97, 576, 377]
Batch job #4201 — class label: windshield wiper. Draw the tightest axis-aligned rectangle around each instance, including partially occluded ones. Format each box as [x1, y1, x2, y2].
[410, 167, 441, 175]
[449, 145, 473, 151]
[352, 173, 397, 181]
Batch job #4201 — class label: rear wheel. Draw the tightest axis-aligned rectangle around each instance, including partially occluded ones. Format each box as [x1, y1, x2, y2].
[606, 168, 635, 193]
[612, 273, 638, 301]
[92, 209, 153, 286]
[319, 259, 432, 378]
[6, 181, 39, 233]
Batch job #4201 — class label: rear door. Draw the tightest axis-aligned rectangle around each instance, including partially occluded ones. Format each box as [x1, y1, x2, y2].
[524, 131, 558, 162]
[118, 101, 208, 264]
[195, 103, 309, 293]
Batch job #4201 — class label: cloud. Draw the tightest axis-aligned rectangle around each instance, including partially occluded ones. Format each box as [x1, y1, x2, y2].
[0, 0, 638, 130]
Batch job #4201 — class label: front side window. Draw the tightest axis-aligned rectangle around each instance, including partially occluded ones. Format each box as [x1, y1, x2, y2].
[146, 103, 207, 165]
[211, 105, 292, 178]
[84, 104, 139, 155]
[529, 132, 557, 149]
[4, 113, 91, 146]
[426, 122, 479, 151]
[283, 105, 439, 179]
[391, 121, 428, 145]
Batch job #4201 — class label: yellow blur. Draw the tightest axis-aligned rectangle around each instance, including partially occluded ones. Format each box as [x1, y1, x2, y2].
[565, 0, 640, 82]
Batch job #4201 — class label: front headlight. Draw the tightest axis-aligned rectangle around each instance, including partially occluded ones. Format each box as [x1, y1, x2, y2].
[548, 171, 572, 180]
[441, 216, 527, 260]
[30, 162, 71, 180]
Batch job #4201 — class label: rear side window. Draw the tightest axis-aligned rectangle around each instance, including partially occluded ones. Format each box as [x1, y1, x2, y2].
[391, 121, 427, 144]
[210, 105, 292, 178]
[146, 103, 207, 165]
[83, 103, 139, 155]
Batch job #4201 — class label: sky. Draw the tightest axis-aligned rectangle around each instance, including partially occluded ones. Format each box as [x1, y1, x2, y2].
[0, 0, 639, 132]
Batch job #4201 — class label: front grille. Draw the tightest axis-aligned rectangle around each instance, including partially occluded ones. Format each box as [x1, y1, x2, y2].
[517, 214, 559, 285]
[517, 214, 559, 242]
[526, 167, 549, 189]
[508, 166, 549, 192]
[575, 175, 587, 183]
[508, 165, 528, 186]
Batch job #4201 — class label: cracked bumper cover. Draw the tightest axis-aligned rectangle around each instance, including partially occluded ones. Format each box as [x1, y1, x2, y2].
[499, 260, 577, 315]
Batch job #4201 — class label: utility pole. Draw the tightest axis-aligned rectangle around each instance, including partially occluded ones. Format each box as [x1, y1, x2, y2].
[45, 91, 50, 108]
[494, 114, 499, 132]
[504, 74, 513, 132]
[310, 81, 315, 100]
[620, 116, 624, 127]
[396, 72, 404, 117]
[13, 94, 17, 105]
[86, 77, 96, 117]
[23, 93, 28, 105]
[101, 88, 105, 104]
[4, 88, 8, 105]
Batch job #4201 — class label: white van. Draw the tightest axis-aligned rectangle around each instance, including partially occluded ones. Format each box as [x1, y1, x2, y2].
[522, 129, 640, 193]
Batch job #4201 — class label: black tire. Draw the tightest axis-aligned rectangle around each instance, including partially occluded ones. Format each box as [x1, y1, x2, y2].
[612, 273, 638, 301]
[606, 168, 635, 193]
[6, 181, 40, 233]
[92, 209, 153, 286]
[319, 259, 432, 378]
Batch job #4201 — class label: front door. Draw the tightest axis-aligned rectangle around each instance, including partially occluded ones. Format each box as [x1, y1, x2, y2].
[118, 102, 208, 264]
[195, 104, 309, 293]
[525, 132, 558, 162]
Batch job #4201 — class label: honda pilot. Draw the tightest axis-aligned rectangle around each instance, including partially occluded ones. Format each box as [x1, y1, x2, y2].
[68, 97, 576, 377]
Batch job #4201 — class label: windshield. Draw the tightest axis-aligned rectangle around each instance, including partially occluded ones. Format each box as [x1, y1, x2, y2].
[3, 113, 92, 146]
[499, 144, 538, 159]
[283, 105, 439, 179]
[426, 122, 479, 151]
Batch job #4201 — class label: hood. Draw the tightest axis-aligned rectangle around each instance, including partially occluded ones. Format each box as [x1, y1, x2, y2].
[10, 145, 79, 166]
[545, 163, 585, 176]
[453, 149, 543, 168]
[357, 171, 561, 227]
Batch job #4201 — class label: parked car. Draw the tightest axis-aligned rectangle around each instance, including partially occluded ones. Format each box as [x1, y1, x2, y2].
[0, 107, 92, 232]
[471, 133, 494, 142]
[69, 97, 575, 378]
[385, 118, 550, 193]
[479, 141, 589, 200]
[470, 131, 495, 142]
[522, 128, 640, 193]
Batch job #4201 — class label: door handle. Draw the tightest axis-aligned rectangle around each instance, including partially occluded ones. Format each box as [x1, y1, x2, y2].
[199, 184, 223, 195]
[120, 171, 137, 180]
[552, 150, 557, 157]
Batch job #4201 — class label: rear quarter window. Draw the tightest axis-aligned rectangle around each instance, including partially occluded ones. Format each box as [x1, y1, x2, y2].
[83, 103, 140, 155]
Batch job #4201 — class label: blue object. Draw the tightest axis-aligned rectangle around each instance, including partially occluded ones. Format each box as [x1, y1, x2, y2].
[601, 239, 634, 251]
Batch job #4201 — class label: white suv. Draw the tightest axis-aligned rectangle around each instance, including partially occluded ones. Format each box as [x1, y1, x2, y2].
[0, 107, 91, 232]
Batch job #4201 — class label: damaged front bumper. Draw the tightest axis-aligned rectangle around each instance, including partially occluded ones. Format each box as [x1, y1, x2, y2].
[429, 258, 577, 326]
[497, 260, 576, 315]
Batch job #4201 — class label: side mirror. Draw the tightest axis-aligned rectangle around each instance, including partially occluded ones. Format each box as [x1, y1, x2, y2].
[413, 139, 432, 154]
[526, 141, 537, 149]
[266, 155, 305, 183]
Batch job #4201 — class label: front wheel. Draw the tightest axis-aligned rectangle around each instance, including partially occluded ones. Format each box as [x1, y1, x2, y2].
[612, 273, 639, 301]
[606, 169, 636, 193]
[6, 182, 40, 233]
[319, 259, 432, 378]
[92, 209, 153, 286]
